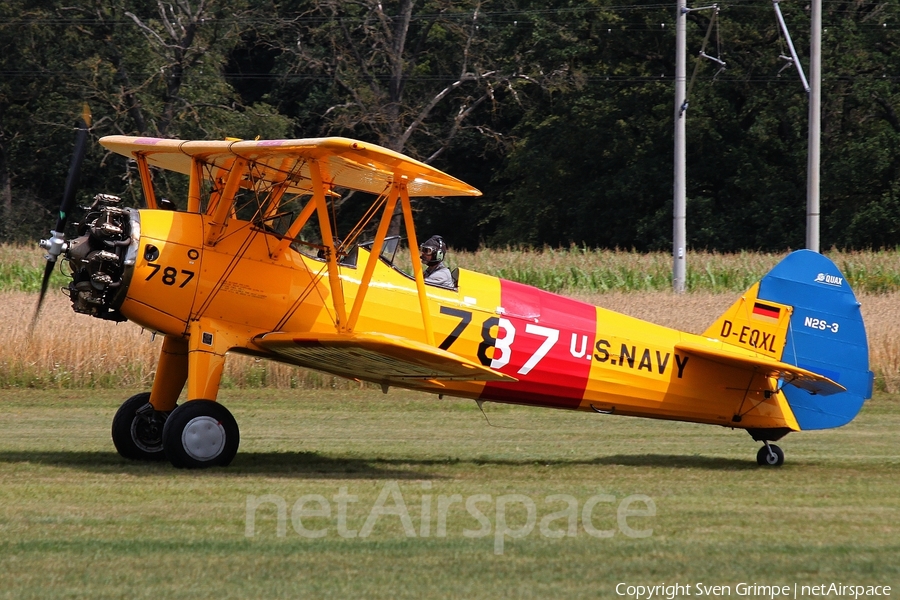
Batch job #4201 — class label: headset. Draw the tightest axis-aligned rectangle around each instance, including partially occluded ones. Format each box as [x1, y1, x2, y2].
[419, 235, 445, 264]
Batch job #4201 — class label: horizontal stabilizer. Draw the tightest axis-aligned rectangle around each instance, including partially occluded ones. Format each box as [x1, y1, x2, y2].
[675, 341, 846, 396]
[254, 331, 516, 384]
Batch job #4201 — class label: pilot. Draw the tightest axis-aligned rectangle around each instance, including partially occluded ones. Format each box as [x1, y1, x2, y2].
[420, 235, 454, 288]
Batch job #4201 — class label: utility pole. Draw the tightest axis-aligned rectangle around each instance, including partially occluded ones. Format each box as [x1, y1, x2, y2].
[773, 0, 818, 250]
[673, 0, 687, 293]
[807, 0, 821, 252]
[674, 2, 720, 291]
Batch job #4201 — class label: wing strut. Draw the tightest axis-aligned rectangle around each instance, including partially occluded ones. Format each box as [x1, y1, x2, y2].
[399, 177, 435, 346]
[346, 183, 400, 330]
[206, 157, 248, 245]
[271, 196, 316, 259]
[345, 173, 436, 345]
[188, 157, 203, 212]
[134, 153, 158, 209]
[310, 159, 349, 332]
[260, 158, 295, 223]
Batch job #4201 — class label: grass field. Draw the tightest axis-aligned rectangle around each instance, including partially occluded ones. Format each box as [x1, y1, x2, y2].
[0, 388, 897, 598]
[3, 244, 898, 595]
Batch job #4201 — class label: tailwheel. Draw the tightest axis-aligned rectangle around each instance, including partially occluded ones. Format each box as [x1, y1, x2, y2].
[111, 392, 172, 461]
[162, 400, 240, 469]
[756, 443, 785, 467]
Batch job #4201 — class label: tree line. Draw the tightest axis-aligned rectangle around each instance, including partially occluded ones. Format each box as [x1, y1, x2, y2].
[2, 0, 900, 251]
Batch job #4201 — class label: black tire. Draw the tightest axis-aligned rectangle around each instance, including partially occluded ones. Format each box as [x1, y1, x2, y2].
[756, 444, 785, 467]
[111, 392, 171, 461]
[162, 400, 240, 469]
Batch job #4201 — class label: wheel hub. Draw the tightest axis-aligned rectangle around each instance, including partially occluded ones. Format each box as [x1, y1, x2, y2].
[131, 416, 163, 453]
[181, 416, 226, 461]
[131, 403, 166, 453]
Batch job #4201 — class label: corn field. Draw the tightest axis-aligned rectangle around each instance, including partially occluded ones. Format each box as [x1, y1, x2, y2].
[2, 244, 898, 392]
[3, 288, 898, 393]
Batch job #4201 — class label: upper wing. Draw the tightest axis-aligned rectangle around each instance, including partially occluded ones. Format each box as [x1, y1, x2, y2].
[676, 341, 846, 396]
[99, 136, 481, 198]
[254, 331, 516, 384]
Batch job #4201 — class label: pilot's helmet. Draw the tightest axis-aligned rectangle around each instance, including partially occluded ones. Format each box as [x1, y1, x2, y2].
[419, 235, 446, 265]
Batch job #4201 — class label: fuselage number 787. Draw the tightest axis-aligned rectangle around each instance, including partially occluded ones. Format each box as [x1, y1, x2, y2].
[145, 262, 195, 288]
[439, 307, 560, 376]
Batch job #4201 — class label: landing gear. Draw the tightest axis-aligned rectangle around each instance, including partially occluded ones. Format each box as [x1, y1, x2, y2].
[111, 392, 172, 461]
[162, 400, 240, 469]
[112, 321, 242, 468]
[756, 443, 785, 467]
[112, 395, 239, 468]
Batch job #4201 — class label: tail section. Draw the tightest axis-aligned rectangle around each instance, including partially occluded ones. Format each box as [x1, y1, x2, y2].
[704, 251, 872, 430]
[756, 250, 872, 429]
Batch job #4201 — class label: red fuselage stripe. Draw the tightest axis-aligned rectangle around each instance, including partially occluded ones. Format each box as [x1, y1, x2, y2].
[479, 279, 596, 408]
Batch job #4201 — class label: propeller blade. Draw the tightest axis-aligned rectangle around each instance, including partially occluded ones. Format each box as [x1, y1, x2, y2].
[33, 105, 93, 329]
[30, 260, 57, 332]
[56, 105, 92, 233]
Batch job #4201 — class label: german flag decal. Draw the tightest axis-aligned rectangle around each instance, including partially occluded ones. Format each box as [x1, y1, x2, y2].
[752, 302, 781, 322]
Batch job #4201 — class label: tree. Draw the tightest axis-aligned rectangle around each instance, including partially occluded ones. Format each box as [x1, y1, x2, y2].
[488, 0, 675, 249]
[259, 0, 542, 157]
[816, 0, 900, 248]
[0, 0, 95, 241]
[0, 0, 294, 236]
[245, 0, 564, 239]
[490, 0, 900, 251]
[4, 0, 900, 250]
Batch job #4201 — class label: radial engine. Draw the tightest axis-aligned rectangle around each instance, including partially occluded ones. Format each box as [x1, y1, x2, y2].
[42, 194, 140, 322]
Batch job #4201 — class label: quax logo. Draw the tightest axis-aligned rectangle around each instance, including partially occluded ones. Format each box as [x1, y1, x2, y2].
[814, 272, 843, 287]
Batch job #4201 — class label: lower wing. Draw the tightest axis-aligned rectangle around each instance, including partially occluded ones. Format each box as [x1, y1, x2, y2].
[254, 331, 516, 384]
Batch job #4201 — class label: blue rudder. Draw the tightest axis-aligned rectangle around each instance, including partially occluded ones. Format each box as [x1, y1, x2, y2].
[759, 250, 873, 430]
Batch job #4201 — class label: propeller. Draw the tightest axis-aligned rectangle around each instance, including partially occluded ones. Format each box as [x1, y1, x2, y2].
[32, 104, 92, 328]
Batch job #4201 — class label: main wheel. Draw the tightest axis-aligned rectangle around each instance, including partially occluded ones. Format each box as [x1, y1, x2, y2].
[162, 400, 240, 469]
[756, 444, 785, 467]
[112, 392, 172, 461]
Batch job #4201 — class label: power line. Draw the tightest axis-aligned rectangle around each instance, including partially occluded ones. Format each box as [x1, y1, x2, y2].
[2, 68, 897, 85]
[6, 0, 900, 25]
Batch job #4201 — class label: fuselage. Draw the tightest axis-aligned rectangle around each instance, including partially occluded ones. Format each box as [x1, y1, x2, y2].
[112, 208, 798, 433]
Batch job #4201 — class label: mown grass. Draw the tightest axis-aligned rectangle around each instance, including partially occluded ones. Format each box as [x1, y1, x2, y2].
[0, 389, 897, 598]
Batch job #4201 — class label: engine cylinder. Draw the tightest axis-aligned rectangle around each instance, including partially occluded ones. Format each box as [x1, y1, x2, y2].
[64, 195, 140, 321]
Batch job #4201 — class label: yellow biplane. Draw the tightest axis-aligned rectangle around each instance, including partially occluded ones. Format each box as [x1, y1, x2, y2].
[37, 118, 873, 468]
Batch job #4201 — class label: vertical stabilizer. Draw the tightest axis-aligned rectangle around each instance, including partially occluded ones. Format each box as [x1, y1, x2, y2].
[702, 282, 793, 361]
[757, 250, 872, 430]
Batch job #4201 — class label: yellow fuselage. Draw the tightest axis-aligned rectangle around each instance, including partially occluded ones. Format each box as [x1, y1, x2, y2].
[119, 210, 798, 433]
